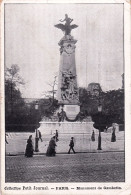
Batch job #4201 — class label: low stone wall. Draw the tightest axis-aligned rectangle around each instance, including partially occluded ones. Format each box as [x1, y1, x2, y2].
[39, 121, 94, 135]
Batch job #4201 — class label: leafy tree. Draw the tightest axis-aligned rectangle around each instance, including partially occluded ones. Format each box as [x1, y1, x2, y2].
[92, 112, 111, 132]
[101, 89, 124, 124]
[38, 98, 59, 119]
[79, 87, 124, 125]
[5, 65, 42, 132]
[5, 64, 25, 113]
[79, 87, 98, 115]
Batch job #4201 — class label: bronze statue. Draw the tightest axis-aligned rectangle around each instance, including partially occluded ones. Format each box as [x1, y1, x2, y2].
[54, 14, 78, 35]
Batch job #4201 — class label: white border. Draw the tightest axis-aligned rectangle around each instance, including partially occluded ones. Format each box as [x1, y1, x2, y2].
[0, 0, 131, 195]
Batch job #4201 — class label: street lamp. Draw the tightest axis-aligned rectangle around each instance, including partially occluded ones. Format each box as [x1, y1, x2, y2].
[97, 103, 102, 150]
[35, 101, 39, 152]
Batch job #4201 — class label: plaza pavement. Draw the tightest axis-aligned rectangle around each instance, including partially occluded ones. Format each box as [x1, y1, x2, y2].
[5, 152, 125, 182]
[5, 131, 124, 155]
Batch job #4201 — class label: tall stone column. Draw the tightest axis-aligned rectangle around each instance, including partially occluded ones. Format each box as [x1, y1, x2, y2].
[55, 15, 80, 120]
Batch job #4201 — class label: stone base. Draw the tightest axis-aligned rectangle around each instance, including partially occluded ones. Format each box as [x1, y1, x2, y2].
[64, 105, 80, 120]
[39, 121, 94, 135]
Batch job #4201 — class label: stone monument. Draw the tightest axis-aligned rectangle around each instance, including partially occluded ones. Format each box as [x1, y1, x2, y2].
[39, 14, 94, 145]
[55, 14, 80, 120]
[37, 15, 123, 153]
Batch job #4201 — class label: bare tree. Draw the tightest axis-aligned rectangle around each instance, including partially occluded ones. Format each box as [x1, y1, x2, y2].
[47, 75, 58, 102]
[41, 75, 58, 113]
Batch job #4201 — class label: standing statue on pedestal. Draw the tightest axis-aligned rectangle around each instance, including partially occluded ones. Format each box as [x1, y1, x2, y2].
[57, 108, 66, 122]
[55, 14, 78, 35]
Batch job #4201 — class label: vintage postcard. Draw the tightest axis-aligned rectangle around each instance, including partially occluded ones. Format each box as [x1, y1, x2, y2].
[0, 0, 131, 195]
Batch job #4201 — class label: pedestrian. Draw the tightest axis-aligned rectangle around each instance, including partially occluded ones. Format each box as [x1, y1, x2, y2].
[5, 133, 8, 144]
[111, 127, 116, 142]
[91, 130, 95, 141]
[68, 137, 76, 154]
[55, 130, 59, 142]
[25, 135, 34, 157]
[46, 136, 57, 157]
[38, 130, 43, 142]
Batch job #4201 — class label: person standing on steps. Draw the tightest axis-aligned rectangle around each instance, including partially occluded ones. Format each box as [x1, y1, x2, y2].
[38, 130, 43, 142]
[55, 130, 59, 142]
[111, 126, 116, 142]
[68, 137, 76, 154]
[91, 130, 95, 141]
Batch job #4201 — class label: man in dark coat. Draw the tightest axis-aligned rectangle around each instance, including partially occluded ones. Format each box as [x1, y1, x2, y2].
[68, 137, 76, 154]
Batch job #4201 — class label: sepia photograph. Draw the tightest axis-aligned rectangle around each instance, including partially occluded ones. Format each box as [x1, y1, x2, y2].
[1, 1, 131, 194]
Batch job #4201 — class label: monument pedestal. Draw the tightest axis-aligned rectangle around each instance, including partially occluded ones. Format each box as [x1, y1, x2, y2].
[39, 121, 94, 135]
[56, 35, 81, 121]
[64, 105, 80, 120]
[57, 35, 79, 107]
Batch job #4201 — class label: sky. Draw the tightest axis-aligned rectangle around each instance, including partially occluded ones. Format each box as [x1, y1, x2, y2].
[5, 3, 124, 98]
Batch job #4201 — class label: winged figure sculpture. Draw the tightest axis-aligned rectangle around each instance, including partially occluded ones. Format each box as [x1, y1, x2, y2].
[54, 14, 78, 35]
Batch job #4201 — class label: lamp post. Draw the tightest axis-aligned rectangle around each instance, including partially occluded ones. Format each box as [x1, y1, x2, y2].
[97, 104, 102, 150]
[35, 101, 39, 152]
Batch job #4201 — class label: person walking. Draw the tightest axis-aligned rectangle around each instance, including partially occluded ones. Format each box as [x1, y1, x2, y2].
[25, 135, 34, 157]
[68, 137, 76, 154]
[46, 136, 57, 157]
[55, 130, 59, 142]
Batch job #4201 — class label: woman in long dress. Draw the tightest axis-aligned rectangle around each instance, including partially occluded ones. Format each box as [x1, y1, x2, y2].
[111, 127, 116, 142]
[46, 136, 57, 157]
[25, 135, 34, 157]
[91, 130, 95, 141]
